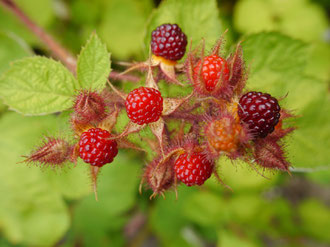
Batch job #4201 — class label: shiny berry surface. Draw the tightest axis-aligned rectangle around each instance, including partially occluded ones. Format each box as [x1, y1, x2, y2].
[151, 23, 187, 61]
[238, 91, 281, 138]
[79, 128, 118, 167]
[193, 55, 230, 92]
[125, 87, 163, 125]
[174, 152, 213, 186]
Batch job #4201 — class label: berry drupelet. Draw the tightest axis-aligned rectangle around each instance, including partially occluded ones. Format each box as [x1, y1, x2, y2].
[79, 128, 118, 167]
[174, 151, 214, 186]
[238, 91, 281, 138]
[151, 23, 187, 62]
[125, 87, 164, 125]
[194, 54, 230, 92]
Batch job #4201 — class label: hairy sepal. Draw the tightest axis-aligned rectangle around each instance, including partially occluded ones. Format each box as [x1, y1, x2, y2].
[142, 148, 184, 198]
[23, 137, 72, 167]
[254, 138, 290, 171]
[227, 43, 247, 96]
[185, 35, 235, 99]
[74, 90, 106, 125]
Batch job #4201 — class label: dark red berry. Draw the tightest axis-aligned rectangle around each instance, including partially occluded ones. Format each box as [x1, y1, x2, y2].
[238, 91, 281, 138]
[79, 128, 118, 167]
[125, 87, 163, 125]
[174, 151, 213, 186]
[151, 23, 187, 61]
[193, 55, 230, 92]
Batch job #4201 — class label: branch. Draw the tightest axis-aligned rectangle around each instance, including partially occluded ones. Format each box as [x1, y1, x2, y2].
[0, 0, 141, 82]
[109, 71, 140, 82]
[0, 0, 77, 73]
[289, 165, 330, 173]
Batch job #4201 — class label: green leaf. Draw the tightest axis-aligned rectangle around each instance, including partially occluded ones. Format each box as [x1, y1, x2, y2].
[217, 229, 257, 247]
[0, 113, 70, 246]
[287, 99, 330, 168]
[15, 0, 55, 27]
[234, 0, 328, 42]
[46, 164, 91, 200]
[77, 33, 111, 91]
[305, 42, 330, 81]
[183, 191, 227, 226]
[145, 0, 224, 57]
[0, 56, 79, 115]
[217, 157, 278, 191]
[228, 194, 264, 223]
[0, 32, 32, 74]
[298, 199, 330, 241]
[98, 0, 153, 60]
[71, 151, 141, 246]
[150, 188, 192, 247]
[242, 32, 330, 168]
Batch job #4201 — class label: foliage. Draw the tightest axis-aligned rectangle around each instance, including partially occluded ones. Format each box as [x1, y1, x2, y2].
[0, 0, 329, 246]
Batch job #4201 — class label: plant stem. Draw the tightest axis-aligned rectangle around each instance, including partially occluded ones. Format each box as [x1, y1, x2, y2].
[0, 0, 141, 82]
[0, 0, 77, 73]
[108, 71, 140, 82]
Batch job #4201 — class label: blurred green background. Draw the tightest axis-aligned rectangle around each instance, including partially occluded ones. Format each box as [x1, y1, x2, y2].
[0, 0, 329, 246]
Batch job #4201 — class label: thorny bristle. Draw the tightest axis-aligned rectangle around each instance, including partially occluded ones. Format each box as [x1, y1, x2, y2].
[23, 137, 72, 167]
[211, 30, 227, 56]
[100, 89, 125, 108]
[142, 147, 185, 195]
[70, 113, 94, 136]
[184, 36, 242, 99]
[24, 31, 297, 200]
[74, 90, 106, 124]
[144, 158, 174, 196]
[254, 138, 290, 171]
[227, 43, 247, 96]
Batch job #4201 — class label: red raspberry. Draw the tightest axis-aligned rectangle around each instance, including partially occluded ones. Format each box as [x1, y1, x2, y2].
[151, 23, 187, 61]
[125, 87, 163, 125]
[174, 152, 214, 186]
[79, 128, 118, 167]
[238, 91, 281, 138]
[193, 55, 230, 92]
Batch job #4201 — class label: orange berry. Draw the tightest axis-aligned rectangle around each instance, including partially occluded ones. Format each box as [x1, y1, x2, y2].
[206, 117, 241, 154]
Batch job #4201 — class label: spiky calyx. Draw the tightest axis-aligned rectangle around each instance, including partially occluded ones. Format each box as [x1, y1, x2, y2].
[144, 158, 175, 197]
[151, 23, 187, 61]
[24, 138, 72, 167]
[254, 138, 289, 171]
[174, 151, 214, 186]
[74, 90, 106, 124]
[193, 55, 230, 92]
[79, 128, 118, 167]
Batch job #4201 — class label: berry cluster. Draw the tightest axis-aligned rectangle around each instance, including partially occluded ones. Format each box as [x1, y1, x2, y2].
[25, 23, 294, 199]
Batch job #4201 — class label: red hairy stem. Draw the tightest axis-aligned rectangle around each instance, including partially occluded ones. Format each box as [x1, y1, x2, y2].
[108, 71, 140, 83]
[163, 111, 201, 122]
[0, 0, 77, 73]
[0, 0, 141, 81]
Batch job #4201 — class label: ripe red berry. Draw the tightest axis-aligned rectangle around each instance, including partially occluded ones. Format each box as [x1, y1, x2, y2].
[151, 23, 187, 61]
[238, 91, 281, 138]
[174, 151, 214, 186]
[125, 87, 163, 125]
[193, 55, 230, 92]
[79, 128, 118, 167]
